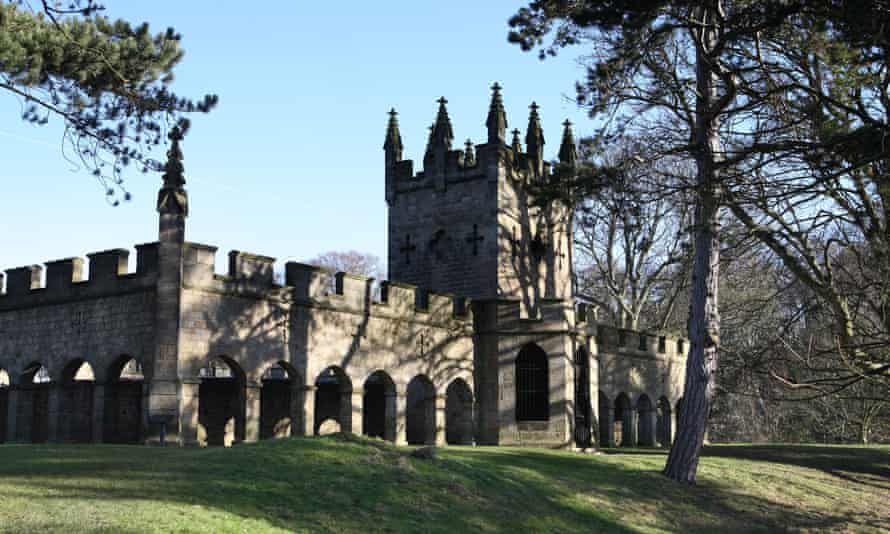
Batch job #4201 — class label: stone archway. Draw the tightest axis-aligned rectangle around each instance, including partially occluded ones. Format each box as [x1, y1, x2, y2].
[104, 356, 144, 444]
[363, 371, 396, 441]
[198, 356, 246, 447]
[614, 393, 634, 447]
[406, 375, 436, 445]
[445, 378, 473, 445]
[314, 366, 352, 435]
[261, 362, 295, 440]
[18, 363, 50, 443]
[58, 360, 95, 443]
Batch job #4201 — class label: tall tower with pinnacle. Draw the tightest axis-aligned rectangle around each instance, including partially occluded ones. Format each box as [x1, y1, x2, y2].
[385, 85, 573, 316]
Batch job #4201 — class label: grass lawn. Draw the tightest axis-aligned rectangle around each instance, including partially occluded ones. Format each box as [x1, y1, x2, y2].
[0, 437, 887, 533]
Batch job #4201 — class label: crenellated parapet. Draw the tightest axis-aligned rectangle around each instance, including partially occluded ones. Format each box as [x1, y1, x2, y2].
[593, 323, 688, 360]
[177, 246, 472, 327]
[0, 243, 159, 310]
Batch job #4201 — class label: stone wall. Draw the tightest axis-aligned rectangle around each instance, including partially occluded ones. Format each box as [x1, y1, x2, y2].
[0, 246, 158, 443]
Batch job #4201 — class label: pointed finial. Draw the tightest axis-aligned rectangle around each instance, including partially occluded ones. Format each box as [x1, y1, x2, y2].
[162, 126, 185, 188]
[559, 119, 577, 167]
[511, 128, 522, 153]
[464, 139, 476, 167]
[157, 125, 188, 216]
[525, 102, 545, 176]
[424, 122, 435, 159]
[487, 82, 507, 144]
[431, 96, 454, 150]
[383, 108, 403, 161]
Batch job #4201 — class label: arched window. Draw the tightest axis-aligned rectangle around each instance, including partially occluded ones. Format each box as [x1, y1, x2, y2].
[516, 344, 549, 421]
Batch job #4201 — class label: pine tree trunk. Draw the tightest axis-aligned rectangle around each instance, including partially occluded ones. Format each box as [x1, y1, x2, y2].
[663, 6, 722, 484]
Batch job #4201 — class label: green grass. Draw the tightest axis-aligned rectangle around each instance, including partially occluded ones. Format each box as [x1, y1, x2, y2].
[0, 438, 887, 533]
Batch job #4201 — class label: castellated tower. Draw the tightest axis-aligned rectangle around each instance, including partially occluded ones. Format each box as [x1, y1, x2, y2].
[385, 84, 576, 317]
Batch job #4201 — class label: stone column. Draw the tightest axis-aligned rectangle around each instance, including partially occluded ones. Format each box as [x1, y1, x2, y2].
[434, 394, 446, 446]
[5, 388, 17, 443]
[394, 387, 407, 446]
[384, 391, 397, 442]
[92, 384, 105, 443]
[47, 385, 60, 442]
[351, 389, 363, 437]
[178, 380, 200, 446]
[244, 382, 261, 443]
[288, 382, 303, 437]
[299, 385, 315, 436]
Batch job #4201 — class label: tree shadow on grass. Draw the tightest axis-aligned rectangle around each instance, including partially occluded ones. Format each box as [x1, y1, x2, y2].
[700, 444, 890, 491]
[0, 441, 887, 533]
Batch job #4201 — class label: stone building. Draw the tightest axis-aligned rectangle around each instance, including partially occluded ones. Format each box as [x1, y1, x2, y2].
[0, 85, 687, 449]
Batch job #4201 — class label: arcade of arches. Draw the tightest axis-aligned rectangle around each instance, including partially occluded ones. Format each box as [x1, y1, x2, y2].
[0, 346, 680, 449]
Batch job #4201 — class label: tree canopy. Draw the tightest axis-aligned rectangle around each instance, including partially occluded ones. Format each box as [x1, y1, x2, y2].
[0, 1, 216, 203]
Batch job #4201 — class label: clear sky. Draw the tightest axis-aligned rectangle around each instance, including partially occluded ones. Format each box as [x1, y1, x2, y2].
[1, 1, 590, 278]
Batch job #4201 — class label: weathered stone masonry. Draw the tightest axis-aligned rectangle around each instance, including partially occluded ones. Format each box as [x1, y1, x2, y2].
[0, 85, 687, 449]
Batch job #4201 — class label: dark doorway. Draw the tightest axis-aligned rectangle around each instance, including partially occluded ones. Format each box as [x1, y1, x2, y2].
[573, 349, 592, 448]
[363, 371, 396, 441]
[0, 369, 8, 443]
[406, 375, 436, 445]
[104, 357, 144, 444]
[261, 363, 293, 440]
[314, 366, 352, 435]
[598, 391, 612, 447]
[445, 378, 473, 445]
[58, 360, 95, 443]
[657, 397, 672, 447]
[516, 344, 549, 422]
[19, 363, 50, 443]
[615, 393, 633, 447]
[198, 357, 245, 447]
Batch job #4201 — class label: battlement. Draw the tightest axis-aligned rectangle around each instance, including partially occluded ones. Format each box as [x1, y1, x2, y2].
[284, 263, 469, 324]
[0, 243, 160, 309]
[594, 323, 688, 359]
[178, 249, 470, 324]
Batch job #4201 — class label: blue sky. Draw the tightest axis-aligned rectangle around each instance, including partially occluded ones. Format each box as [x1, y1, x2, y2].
[2, 1, 590, 277]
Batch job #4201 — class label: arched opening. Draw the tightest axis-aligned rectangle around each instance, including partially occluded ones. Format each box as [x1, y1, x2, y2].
[614, 393, 634, 447]
[59, 360, 95, 443]
[675, 397, 685, 443]
[198, 356, 246, 447]
[636, 394, 655, 447]
[406, 375, 436, 445]
[314, 366, 352, 435]
[515, 343, 549, 422]
[657, 396, 672, 447]
[573, 348, 592, 448]
[104, 356, 144, 444]
[0, 369, 9, 443]
[261, 362, 295, 440]
[363, 371, 396, 441]
[445, 378, 474, 445]
[598, 391, 613, 447]
[18, 363, 50, 443]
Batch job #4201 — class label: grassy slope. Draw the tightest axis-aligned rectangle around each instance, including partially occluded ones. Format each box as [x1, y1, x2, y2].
[0, 437, 887, 533]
